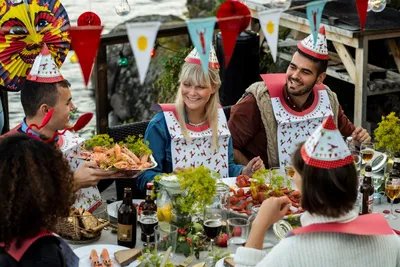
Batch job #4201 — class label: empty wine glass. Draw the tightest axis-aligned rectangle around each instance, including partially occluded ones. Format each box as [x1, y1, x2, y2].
[385, 176, 400, 220]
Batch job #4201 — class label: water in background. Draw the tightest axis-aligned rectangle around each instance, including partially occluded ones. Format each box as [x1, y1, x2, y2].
[8, 0, 186, 138]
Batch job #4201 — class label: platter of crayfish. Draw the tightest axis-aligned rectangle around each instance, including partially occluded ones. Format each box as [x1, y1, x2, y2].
[75, 134, 157, 178]
[225, 175, 304, 219]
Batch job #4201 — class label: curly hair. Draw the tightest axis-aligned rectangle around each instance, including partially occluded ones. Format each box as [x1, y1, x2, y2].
[0, 134, 75, 249]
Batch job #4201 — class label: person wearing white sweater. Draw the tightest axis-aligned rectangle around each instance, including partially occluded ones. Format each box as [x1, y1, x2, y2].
[235, 116, 400, 267]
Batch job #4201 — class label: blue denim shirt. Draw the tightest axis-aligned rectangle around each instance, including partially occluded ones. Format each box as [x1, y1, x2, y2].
[136, 112, 244, 191]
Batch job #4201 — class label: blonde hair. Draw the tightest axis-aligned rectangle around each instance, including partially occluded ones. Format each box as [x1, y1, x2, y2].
[175, 62, 221, 151]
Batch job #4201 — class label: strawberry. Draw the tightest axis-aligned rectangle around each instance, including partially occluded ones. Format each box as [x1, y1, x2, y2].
[233, 226, 242, 237]
[215, 233, 228, 247]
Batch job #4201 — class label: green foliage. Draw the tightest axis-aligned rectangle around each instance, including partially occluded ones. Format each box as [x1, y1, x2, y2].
[155, 166, 218, 214]
[374, 112, 400, 153]
[138, 249, 175, 267]
[153, 47, 193, 103]
[251, 168, 291, 196]
[84, 134, 114, 149]
[176, 166, 218, 214]
[208, 248, 230, 265]
[209, 0, 225, 16]
[84, 134, 152, 156]
[120, 134, 152, 157]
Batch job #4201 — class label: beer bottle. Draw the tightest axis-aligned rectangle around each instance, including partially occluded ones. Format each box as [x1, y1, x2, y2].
[389, 153, 400, 204]
[359, 165, 374, 215]
[118, 188, 137, 248]
[141, 183, 157, 243]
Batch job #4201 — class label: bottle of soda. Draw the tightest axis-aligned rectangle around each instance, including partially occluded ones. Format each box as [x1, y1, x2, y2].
[141, 183, 157, 243]
[359, 165, 374, 215]
[118, 188, 137, 248]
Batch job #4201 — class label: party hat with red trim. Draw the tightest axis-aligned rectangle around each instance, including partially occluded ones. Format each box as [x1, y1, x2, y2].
[27, 43, 64, 83]
[301, 115, 353, 169]
[297, 26, 329, 60]
[185, 46, 220, 69]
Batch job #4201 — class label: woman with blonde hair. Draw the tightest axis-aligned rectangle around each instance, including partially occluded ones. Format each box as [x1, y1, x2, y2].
[138, 47, 264, 190]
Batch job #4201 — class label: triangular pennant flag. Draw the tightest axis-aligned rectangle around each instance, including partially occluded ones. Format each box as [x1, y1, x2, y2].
[306, 0, 327, 47]
[186, 17, 216, 75]
[258, 9, 282, 63]
[356, 0, 368, 31]
[126, 21, 161, 85]
[69, 26, 103, 86]
[216, 0, 250, 68]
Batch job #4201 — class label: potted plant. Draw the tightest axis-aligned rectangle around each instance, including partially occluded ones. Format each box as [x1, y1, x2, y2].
[374, 112, 400, 153]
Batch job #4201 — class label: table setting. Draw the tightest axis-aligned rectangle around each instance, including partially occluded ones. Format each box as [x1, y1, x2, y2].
[63, 162, 400, 267]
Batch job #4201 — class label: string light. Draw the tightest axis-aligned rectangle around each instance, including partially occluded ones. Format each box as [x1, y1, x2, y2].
[119, 51, 128, 66]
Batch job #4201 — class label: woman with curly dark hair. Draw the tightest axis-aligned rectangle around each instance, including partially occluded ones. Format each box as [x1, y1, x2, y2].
[0, 134, 77, 267]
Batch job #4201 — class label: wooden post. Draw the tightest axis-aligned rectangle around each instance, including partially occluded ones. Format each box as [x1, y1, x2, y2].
[388, 39, 400, 73]
[354, 38, 368, 129]
[332, 41, 356, 83]
[94, 45, 109, 134]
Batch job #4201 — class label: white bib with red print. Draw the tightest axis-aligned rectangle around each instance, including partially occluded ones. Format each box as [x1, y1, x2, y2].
[261, 74, 333, 167]
[61, 131, 102, 213]
[161, 105, 230, 178]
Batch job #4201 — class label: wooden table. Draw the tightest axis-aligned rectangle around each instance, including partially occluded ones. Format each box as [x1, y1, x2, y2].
[246, 1, 400, 131]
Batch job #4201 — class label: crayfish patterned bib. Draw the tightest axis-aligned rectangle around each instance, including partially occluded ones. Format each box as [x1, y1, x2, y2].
[261, 74, 333, 166]
[60, 131, 103, 212]
[160, 104, 230, 178]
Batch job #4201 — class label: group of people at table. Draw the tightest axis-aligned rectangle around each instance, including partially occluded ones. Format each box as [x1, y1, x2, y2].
[0, 27, 399, 267]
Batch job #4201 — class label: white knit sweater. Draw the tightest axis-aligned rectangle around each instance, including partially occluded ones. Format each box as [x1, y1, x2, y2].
[234, 211, 400, 267]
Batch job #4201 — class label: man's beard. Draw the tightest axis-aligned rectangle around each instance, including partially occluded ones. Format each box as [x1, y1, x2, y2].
[286, 77, 316, 97]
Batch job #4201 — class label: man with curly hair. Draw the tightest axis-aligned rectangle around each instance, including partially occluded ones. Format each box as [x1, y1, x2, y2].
[6, 44, 114, 213]
[0, 134, 79, 266]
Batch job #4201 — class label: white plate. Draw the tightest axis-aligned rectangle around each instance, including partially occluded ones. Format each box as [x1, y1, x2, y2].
[73, 244, 140, 267]
[107, 199, 143, 219]
[215, 254, 234, 267]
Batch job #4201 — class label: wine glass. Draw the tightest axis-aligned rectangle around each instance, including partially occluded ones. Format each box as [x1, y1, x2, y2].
[139, 210, 159, 247]
[284, 165, 295, 180]
[385, 176, 400, 220]
[360, 142, 375, 164]
[203, 213, 222, 258]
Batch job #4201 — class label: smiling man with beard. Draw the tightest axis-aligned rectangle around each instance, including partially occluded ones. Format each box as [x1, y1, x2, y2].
[228, 26, 370, 168]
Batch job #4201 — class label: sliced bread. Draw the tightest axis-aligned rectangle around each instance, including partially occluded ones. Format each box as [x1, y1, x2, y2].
[114, 248, 142, 266]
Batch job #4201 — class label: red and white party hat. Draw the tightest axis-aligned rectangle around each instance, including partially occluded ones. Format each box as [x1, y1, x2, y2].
[297, 26, 329, 60]
[185, 46, 220, 69]
[27, 43, 64, 83]
[301, 116, 353, 169]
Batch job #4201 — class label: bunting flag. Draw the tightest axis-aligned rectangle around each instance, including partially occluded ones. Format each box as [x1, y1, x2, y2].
[258, 9, 282, 63]
[306, 0, 327, 47]
[356, 0, 368, 31]
[126, 21, 161, 84]
[216, 0, 250, 68]
[186, 17, 216, 75]
[69, 26, 104, 86]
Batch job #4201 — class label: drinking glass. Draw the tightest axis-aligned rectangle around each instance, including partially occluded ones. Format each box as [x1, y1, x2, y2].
[284, 165, 295, 180]
[227, 218, 250, 254]
[360, 142, 375, 164]
[203, 213, 222, 255]
[139, 210, 158, 247]
[154, 223, 178, 259]
[385, 176, 400, 220]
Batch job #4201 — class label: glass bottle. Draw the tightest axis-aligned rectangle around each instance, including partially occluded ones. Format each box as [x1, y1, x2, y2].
[388, 153, 400, 204]
[141, 183, 157, 243]
[117, 188, 137, 248]
[359, 165, 374, 215]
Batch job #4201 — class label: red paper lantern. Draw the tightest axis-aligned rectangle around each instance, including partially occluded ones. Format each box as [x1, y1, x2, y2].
[77, 11, 102, 26]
